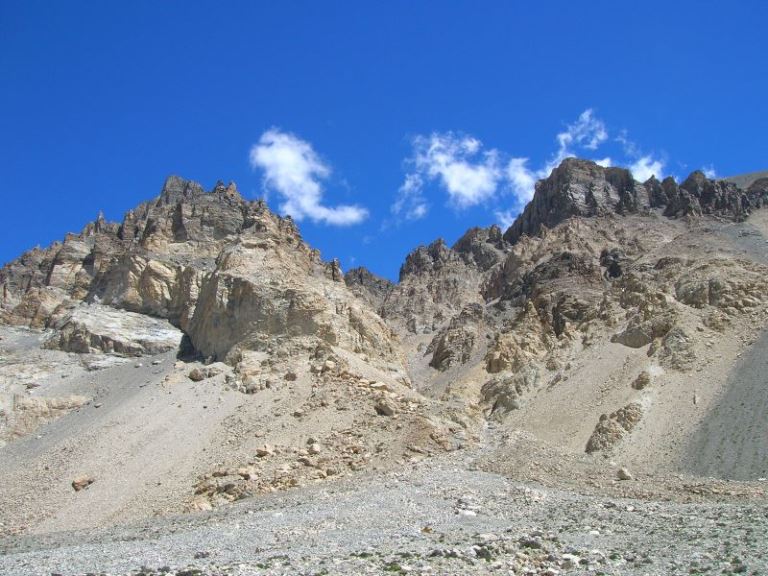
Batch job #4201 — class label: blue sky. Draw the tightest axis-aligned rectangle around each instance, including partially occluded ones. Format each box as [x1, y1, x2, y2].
[2, 1, 766, 280]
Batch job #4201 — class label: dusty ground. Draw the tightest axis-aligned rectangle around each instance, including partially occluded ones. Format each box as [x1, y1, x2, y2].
[0, 441, 766, 576]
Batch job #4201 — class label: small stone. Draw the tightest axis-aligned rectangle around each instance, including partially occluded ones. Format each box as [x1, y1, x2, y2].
[374, 398, 397, 417]
[631, 371, 651, 390]
[617, 467, 633, 481]
[308, 442, 322, 455]
[237, 466, 256, 480]
[71, 475, 95, 491]
[323, 360, 336, 372]
[188, 367, 207, 382]
[256, 445, 274, 457]
[152, 360, 163, 366]
[190, 496, 213, 511]
[561, 554, 580, 569]
[244, 383, 260, 394]
[284, 371, 298, 381]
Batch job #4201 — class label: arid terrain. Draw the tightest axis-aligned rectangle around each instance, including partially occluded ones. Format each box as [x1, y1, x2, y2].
[2, 159, 768, 575]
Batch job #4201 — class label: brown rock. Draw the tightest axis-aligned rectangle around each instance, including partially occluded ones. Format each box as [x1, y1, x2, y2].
[374, 398, 397, 417]
[72, 475, 95, 491]
[188, 367, 207, 382]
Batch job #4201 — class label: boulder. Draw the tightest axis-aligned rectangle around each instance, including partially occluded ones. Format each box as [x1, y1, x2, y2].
[46, 303, 183, 356]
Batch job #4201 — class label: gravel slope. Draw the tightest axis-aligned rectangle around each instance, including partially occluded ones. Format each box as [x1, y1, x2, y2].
[686, 327, 768, 480]
[1, 450, 766, 576]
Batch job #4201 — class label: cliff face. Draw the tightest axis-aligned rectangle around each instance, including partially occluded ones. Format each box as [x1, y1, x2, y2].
[502, 158, 758, 245]
[0, 176, 400, 368]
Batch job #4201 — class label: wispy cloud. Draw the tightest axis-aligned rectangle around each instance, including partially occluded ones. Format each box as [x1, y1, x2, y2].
[702, 164, 717, 179]
[394, 133, 503, 219]
[546, 108, 608, 174]
[616, 131, 665, 182]
[628, 156, 665, 182]
[505, 157, 537, 204]
[250, 129, 368, 226]
[496, 111, 671, 225]
[392, 110, 617, 227]
[391, 173, 429, 221]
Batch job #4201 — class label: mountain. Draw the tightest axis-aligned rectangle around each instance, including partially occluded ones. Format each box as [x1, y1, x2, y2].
[726, 169, 768, 190]
[2, 159, 768, 574]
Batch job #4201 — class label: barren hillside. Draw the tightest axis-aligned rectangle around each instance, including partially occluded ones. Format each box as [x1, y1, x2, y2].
[2, 159, 768, 575]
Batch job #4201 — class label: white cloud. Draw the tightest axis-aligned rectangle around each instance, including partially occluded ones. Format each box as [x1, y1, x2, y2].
[393, 111, 619, 229]
[628, 156, 664, 182]
[494, 209, 518, 230]
[392, 173, 429, 220]
[617, 131, 665, 182]
[594, 157, 612, 168]
[542, 108, 609, 176]
[250, 129, 368, 226]
[702, 165, 717, 179]
[506, 157, 538, 204]
[396, 133, 502, 215]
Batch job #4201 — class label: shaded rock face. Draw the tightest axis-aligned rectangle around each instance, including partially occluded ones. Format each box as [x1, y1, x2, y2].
[452, 225, 510, 271]
[747, 177, 768, 208]
[426, 303, 483, 371]
[378, 238, 486, 336]
[503, 159, 757, 245]
[186, 237, 397, 363]
[344, 267, 394, 312]
[398, 238, 461, 281]
[503, 159, 651, 244]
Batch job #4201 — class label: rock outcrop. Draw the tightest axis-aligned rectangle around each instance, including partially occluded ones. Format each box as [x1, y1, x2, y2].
[344, 267, 394, 312]
[0, 176, 402, 369]
[504, 159, 757, 245]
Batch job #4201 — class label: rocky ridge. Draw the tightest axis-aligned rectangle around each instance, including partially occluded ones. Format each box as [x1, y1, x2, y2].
[2, 158, 768, 543]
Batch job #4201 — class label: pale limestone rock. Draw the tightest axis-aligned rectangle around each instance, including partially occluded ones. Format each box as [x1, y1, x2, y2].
[46, 303, 182, 356]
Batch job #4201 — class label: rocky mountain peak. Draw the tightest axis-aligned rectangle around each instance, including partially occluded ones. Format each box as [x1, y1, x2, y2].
[398, 238, 461, 281]
[502, 158, 651, 244]
[160, 175, 205, 204]
[452, 225, 509, 271]
[502, 158, 760, 245]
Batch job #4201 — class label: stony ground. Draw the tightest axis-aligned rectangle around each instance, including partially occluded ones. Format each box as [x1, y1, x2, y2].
[1, 435, 767, 576]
